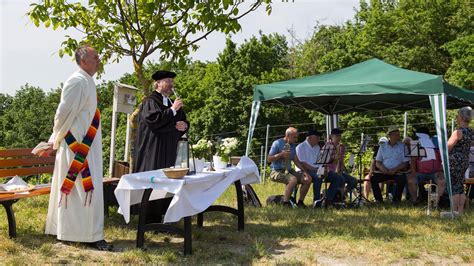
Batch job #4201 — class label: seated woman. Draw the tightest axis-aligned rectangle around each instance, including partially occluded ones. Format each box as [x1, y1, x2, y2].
[324, 128, 357, 202]
[406, 127, 445, 205]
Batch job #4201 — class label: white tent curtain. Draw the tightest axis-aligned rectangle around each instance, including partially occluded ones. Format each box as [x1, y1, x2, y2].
[429, 93, 453, 214]
[325, 114, 339, 139]
[245, 101, 261, 156]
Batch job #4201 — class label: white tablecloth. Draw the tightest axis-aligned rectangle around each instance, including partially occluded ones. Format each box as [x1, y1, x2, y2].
[114, 156, 260, 223]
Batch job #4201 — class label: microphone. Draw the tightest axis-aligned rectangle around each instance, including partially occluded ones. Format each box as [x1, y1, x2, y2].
[171, 87, 180, 98]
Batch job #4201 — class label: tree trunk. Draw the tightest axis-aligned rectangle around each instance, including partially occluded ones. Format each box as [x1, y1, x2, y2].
[133, 58, 152, 95]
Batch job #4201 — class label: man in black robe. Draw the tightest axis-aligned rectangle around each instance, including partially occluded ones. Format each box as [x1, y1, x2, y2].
[133, 70, 188, 172]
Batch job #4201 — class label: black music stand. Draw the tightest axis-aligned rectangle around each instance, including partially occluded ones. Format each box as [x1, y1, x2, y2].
[404, 140, 429, 202]
[350, 135, 372, 207]
[404, 140, 427, 158]
[313, 142, 336, 208]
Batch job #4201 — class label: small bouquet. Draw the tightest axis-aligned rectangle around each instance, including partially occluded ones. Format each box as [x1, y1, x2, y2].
[215, 137, 239, 163]
[192, 138, 213, 160]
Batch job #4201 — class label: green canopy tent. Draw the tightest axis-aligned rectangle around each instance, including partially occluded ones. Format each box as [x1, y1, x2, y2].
[246, 58, 474, 214]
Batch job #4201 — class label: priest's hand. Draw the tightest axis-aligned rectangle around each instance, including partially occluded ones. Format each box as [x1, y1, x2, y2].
[38, 144, 54, 157]
[172, 98, 183, 111]
[176, 121, 188, 132]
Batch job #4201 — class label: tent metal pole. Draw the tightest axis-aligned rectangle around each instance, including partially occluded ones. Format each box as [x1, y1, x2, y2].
[403, 111, 408, 138]
[109, 110, 117, 177]
[262, 124, 270, 183]
[124, 114, 131, 161]
[260, 145, 264, 183]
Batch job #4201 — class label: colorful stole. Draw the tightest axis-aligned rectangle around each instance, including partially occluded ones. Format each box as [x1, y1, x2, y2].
[59, 108, 100, 207]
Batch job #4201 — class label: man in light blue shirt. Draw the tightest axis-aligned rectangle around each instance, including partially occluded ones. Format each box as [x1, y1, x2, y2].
[371, 126, 409, 203]
[268, 127, 311, 207]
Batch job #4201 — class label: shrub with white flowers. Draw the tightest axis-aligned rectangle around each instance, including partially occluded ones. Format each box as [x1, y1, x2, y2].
[192, 138, 213, 159]
[216, 137, 239, 162]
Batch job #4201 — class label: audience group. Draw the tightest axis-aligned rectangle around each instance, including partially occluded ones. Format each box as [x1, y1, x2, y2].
[267, 107, 473, 216]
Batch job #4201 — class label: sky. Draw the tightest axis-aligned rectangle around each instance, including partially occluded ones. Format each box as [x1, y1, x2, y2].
[1, 0, 359, 95]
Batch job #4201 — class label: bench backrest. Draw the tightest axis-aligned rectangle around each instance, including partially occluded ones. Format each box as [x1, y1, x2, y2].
[0, 149, 55, 178]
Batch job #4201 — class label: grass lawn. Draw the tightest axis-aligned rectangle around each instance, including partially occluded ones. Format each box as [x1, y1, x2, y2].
[1, 181, 473, 264]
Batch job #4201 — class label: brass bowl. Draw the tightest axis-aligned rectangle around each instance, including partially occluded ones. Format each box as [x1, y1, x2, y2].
[230, 156, 241, 166]
[162, 168, 188, 179]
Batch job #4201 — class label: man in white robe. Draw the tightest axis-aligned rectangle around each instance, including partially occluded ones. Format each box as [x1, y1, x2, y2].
[43, 45, 112, 250]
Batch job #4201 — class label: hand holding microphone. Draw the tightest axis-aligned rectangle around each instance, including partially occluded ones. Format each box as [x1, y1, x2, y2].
[172, 98, 183, 111]
[171, 87, 183, 111]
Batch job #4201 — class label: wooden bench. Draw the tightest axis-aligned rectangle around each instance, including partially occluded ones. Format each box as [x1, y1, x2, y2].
[0, 148, 119, 238]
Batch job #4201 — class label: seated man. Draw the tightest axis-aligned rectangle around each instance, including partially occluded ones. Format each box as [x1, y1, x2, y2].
[296, 129, 343, 207]
[364, 137, 388, 200]
[371, 126, 409, 203]
[268, 127, 312, 208]
[406, 127, 445, 205]
[324, 128, 357, 201]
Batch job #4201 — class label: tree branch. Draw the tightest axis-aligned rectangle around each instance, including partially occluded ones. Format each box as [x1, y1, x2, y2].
[230, 1, 262, 20]
[132, 0, 145, 41]
[163, 7, 191, 27]
[116, 0, 136, 54]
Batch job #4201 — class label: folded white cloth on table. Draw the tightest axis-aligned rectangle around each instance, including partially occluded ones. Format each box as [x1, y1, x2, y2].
[114, 156, 259, 223]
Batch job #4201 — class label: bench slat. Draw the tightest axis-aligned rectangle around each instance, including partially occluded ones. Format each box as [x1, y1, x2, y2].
[0, 186, 51, 201]
[0, 157, 55, 167]
[0, 166, 55, 178]
[0, 148, 34, 157]
[0, 178, 119, 202]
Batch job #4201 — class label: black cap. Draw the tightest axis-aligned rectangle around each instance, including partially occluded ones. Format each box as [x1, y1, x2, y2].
[307, 129, 322, 137]
[152, 70, 176, 81]
[330, 128, 343, 135]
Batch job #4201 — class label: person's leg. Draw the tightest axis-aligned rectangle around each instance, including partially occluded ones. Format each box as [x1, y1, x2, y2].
[270, 170, 295, 204]
[407, 174, 418, 203]
[364, 174, 372, 199]
[452, 194, 460, 213]
[393, 174, 406, 203]
[284, 175, 298, 202]
[343, 173, 357, 191]
[458, 194, 466, 214]
[297, 173, 312, 203]
[326, 171, 344, 202]
[371, 173, 387, 202]
[436, 172, 445, 203]
[310, 171, 323, 202]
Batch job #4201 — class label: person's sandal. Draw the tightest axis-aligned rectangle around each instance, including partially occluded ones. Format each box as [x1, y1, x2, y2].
[89, 240, 113, 251]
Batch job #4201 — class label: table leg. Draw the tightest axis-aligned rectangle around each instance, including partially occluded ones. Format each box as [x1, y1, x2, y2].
[184, 216, 192, 255]
[235, 180, 244, 231]
[197, 180, 245, 231]
[136, 188, 152, 248]
[197, 212, 203, 227]
[1, 200, 17, 238]
[135, 189, 193, 255]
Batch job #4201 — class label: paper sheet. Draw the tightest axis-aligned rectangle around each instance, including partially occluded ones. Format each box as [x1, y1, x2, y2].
[420, 148, 436, 161]
[0, 176, 29, 191]
[416, 133, 435, 148]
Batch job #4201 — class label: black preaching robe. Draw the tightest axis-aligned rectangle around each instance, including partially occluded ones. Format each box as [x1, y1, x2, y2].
[133, 91, 188, 173]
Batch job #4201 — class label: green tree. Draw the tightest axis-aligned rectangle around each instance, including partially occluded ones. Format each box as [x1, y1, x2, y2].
[174, 34, 312, 156]
[0, 93, 14, 148]
[28, 0, 275, 92]
[290, 0, 473, 148]
[1, 85, 60, 148]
